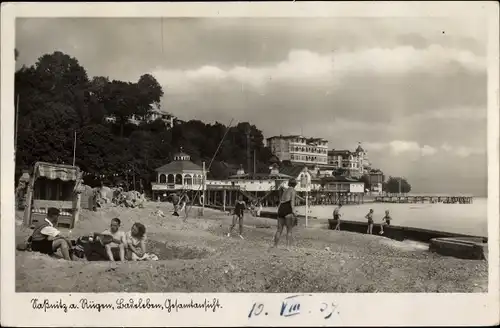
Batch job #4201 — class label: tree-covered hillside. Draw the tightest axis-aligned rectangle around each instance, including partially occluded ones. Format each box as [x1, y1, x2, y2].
[14, 51, 272, 188]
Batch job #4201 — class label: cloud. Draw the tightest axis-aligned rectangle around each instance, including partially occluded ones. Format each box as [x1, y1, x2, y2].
[365, 140, 437, 157]
[151, 46, 486, 92]
[421, 145, 438, 156]
[440, 143, 485, 158]
[408, 106, 487, 121]
[366, 140, 485, 158]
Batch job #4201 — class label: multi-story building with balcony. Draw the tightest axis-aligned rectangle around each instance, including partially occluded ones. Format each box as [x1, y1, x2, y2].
[266, 135, 329, 166]
[327, 143, 371, 178]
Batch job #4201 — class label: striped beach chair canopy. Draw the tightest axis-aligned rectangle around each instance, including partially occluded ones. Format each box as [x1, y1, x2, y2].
[34, 162, 80, 182]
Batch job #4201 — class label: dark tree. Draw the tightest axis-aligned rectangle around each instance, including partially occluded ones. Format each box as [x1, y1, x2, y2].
[383, 176, 412, 194]
[14, 50, 279, 189]
[359, 174, 371, 190]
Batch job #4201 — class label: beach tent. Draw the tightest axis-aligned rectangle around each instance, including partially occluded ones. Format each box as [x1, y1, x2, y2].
[23, 162, 83, 229]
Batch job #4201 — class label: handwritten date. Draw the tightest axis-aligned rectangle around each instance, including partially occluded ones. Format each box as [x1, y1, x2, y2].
[248, 295, 338, 320]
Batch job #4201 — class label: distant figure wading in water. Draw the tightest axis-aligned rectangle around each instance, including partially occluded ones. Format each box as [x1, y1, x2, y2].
[365, 209, 374, 234]
[228, 195, 246, 239]
[273, 178, 298, 248]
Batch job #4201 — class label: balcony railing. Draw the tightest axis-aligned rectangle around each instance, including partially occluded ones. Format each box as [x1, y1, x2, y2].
[152, 183, 203, 191]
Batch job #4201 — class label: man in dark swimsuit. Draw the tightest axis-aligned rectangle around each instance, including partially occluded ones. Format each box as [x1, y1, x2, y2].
[273, 178, 297, 248]
[228, 195, 246, 239]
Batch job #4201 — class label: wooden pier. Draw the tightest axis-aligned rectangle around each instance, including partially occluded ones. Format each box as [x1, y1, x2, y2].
[177, 187, 365, 211]
[373, 195, 473, 204]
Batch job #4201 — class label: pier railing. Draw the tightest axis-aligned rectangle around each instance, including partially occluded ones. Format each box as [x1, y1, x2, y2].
[373, 195, 473, 204]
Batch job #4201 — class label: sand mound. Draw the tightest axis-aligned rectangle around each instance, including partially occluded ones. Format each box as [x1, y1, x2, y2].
[379, 238, 429, 251]
[147, 240, 211, 260]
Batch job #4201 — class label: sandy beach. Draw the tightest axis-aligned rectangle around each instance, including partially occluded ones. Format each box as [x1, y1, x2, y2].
[15, 202, 487, 293]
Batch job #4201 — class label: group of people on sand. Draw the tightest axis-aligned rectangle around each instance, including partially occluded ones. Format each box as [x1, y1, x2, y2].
[27, 207, 156, 261]
[169, 192, 190, 219]
[27, 179, 395, 260]
[87, 218, 154, 261]
[224, 178, 299, 248]
[333, 205, 393, 235]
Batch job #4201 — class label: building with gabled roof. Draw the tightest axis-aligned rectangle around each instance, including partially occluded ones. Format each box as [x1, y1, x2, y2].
[327, 142, 370, 178]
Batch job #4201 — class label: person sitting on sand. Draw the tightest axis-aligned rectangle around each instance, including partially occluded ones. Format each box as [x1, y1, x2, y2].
[379, 210, 392, 235]
[365, 209, 374, 234]
[29, 207, 73, 260]
[126, 222, 148, 260]
[227, 195, 247, 239]
[100, 218, 127, 261]
[273, 178, 298, 248]
[333, 204, 343, 231]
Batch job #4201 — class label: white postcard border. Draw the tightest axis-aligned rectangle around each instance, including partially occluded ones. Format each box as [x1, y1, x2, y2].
[1, 2, 499, 327]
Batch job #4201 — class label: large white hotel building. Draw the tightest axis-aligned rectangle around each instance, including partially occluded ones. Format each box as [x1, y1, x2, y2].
[266, 135, 372, 179]
[265, 135, 329, 166]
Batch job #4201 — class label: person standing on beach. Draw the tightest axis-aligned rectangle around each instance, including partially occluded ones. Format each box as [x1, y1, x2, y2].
[379, 210, 392, 235]
[181, 193, 191, 221]
[333, 204, 343, 231]
[365, 209, 374, 234]
[273, 178, 298, 248]
[170, 192, 181, 216]
[228, 195, 246, 239]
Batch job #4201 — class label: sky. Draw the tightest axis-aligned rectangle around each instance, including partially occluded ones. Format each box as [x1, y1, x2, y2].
[15, 17, 488, 195]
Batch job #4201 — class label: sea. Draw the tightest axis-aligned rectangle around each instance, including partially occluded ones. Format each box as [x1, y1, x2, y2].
[264, 197, 488, 237]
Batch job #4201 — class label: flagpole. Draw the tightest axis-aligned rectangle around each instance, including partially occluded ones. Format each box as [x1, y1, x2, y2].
[72, 130, 77, 167]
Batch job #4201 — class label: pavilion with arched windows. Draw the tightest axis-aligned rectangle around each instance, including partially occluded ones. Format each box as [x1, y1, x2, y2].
[152, 148, 205, 200]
